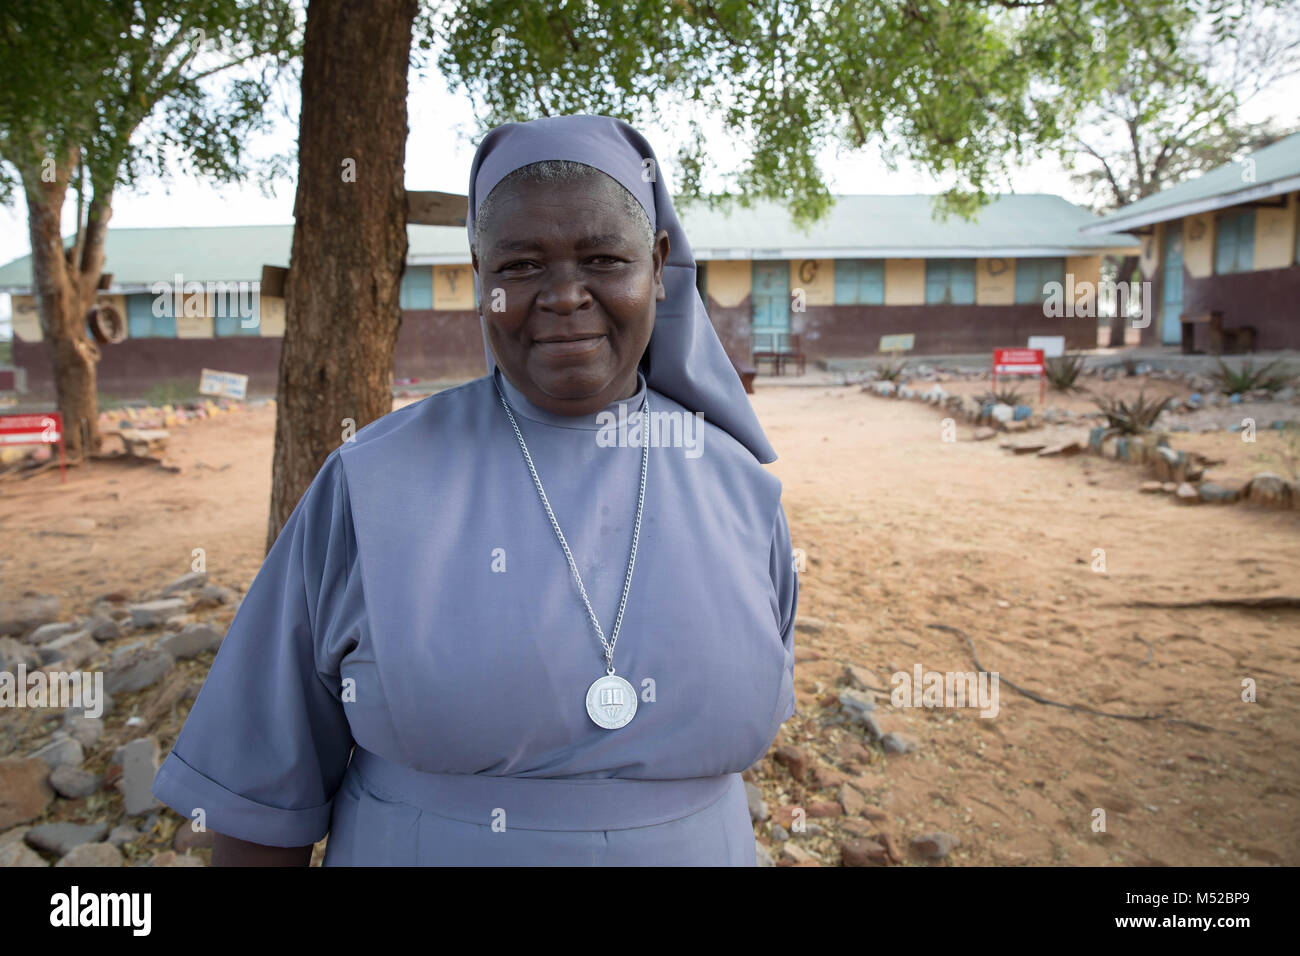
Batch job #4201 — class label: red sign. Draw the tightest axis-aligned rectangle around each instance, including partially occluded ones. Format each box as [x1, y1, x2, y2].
[991, 348, 1045, 404]
[0, 412, 68, 481]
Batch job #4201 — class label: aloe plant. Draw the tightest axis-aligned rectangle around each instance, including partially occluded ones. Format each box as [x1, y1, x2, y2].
[1091, 389, 1174, 435]
[1045, 352, 1087, 392]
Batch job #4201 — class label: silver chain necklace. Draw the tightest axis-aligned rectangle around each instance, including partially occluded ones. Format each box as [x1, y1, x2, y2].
[494, 373, 649, 730]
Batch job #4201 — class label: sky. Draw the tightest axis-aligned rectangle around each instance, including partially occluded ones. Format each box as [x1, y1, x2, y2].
[0, 38, 1296, 331]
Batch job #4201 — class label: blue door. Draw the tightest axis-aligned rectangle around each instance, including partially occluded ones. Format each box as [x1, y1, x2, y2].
[752, 261, 790, 338]
[1160, 225, 1184, 345]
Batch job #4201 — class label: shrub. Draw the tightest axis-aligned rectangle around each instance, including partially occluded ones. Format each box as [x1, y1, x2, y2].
[975, 386, 1025, 407]
[1210, 359, 1292, 396]
[1091, 389, 1174, 435]
[1045, 352, 1087, 392]
[875, 358, 907, 382]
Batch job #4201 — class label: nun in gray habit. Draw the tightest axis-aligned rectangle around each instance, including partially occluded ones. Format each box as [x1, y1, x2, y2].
[152, 114, 798, 866]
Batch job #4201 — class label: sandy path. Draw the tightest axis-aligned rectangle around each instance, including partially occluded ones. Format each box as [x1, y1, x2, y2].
[2, 386, 1297, 865]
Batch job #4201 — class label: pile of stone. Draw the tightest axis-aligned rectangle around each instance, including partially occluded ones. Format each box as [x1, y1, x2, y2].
[0, 571, 240, 866]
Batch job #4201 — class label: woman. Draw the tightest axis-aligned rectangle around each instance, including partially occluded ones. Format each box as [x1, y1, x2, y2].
[152, 114, 797, 866]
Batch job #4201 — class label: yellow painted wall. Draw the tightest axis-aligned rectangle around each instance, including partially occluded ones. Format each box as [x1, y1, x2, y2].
[258, 296, 286, 336]
[789, 258, 834, 306]
[1183, 213, 1215, 278]
[1139, 222, 1163, 279]
[1066, 255, 1102, 288]
[11, 294, 41, 341]
[174, 292, 214, 338]
[884, 259, 925, 306]
[975, 257, 1015, 305]
[1253, 193, 1298, 271]
[434, 265, 475, 310]
[704, 259, 751, 307]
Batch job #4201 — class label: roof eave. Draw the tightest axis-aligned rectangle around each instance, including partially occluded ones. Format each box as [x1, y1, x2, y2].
[1081, 175, 1300, 235]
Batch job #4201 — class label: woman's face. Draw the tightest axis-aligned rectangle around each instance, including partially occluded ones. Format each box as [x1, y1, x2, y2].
[471, 173, 671, 416]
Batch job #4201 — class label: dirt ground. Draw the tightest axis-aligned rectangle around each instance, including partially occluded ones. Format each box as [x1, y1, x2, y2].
[2, 383, 1298, 866]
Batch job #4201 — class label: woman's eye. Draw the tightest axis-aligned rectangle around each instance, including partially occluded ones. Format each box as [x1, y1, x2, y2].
[588, 255, 622, 265]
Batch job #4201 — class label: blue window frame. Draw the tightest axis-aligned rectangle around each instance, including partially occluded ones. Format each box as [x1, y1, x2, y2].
[1014, 257, 1066, 304]
[125, 292, 176, 338]
[1214, 209, 1255, 274]
[925, 259, 976, 305]
[833, 259, 885, 305]
[400, 266, 433, 310]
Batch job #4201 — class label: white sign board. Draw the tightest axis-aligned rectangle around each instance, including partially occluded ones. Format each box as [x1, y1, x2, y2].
[1027, 335, 1065, 358]
[879, 333, 915, 352]
[199, 368, 249, 400]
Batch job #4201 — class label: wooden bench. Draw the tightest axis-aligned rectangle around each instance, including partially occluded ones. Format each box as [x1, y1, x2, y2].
[1179, 311, 1257, 355]
[751, 331, 807, 376]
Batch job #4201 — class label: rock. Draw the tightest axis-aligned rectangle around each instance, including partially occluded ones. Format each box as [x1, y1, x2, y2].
[809, 764, 848, 790]
[838, 783, 868, 817]
[911, 831, 960, 860]
[85, 615, 122, 641]
[148, 850, 204, 867]
[779, 844, 815, 865]
[0, 596, 61, 638]
[1012, 405, 1033, 422]
[163, 614, 195, 631]
[745, 782, 768, 823]
[21, 621, 77, 646]
[755, 843, 775, 867]
[56, 843, 123, 867]
[990, 403, 1014, 424]
[774, 745, 808, 781]
[1037, 441, 1082, 457]
[157, 623, 222, 660]
[0, 840, 48, 867]
[1245, 473, 1291, 508]
[881, 732, 920, 754]
[0, 758, 56, 829]
[127, 598, 188, 628]
[859, 713, 885, 740]
[793, 616, 827, 634]
[1161, 482, 1178, 493]
[973, 426, 996, 441]
[49, 765, 100, 799]
[1198, 482, 1240, 503]
[104, 647, 174, 694]
[36, 629, 97, 667]
[0, 636, 40, 671]
[191, 584, 236, 609]
[161, 570, 208, 596]
[115, 737, 161, 816]
[64, 711, 105, 749]
[838, 688, 878, 718]
[842, 664, 878, 692]
[1139, 481, 1163, 494]
[806, 800, 842, 819]
[840, 838, 889, 867]
[108, 825, 141, 848]
[173, 825, 215, 853]
[24, 822, 108, 856]
[770, 824, 790, 842]
[1175, 482, 1201, 504]
[29, 735, 83, 770]
[1011, 443, 1047, 455]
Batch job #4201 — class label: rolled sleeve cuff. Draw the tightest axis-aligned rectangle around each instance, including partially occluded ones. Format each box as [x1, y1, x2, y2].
[152, 750, 333, 848]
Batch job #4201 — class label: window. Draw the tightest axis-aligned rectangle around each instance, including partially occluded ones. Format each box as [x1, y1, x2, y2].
[924, 259, 976, 305]
[400, 266, 433, 310]
[125, 293, 176, 338]
[1214, 209, 1255, 274]
[833, 259, 885, 305]
[1014, 257, 1066, 304]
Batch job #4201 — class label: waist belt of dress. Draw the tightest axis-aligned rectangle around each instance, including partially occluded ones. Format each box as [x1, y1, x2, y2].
[349, 747, 736, 831]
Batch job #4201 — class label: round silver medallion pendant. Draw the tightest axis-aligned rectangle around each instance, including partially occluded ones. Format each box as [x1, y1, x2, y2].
[586, 674, 638, 730]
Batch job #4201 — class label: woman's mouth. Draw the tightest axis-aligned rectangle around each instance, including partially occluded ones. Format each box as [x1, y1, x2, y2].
[533, 334, 607, 357]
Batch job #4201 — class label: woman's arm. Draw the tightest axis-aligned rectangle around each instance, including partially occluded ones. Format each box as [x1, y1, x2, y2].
[211, 832, 314, 867]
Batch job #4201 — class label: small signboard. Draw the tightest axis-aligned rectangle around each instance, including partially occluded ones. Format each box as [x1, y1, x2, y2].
[879, 333, 915, 353]
[0, 411, 68, 482]
[992, 347, 1046, 404]
[1027, 335, 1065, 358]
[198, 368, 249, 400]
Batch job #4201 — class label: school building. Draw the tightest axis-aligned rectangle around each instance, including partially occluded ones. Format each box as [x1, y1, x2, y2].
[0, 193, 1139, 398]
[1080, 131, 1300, 352]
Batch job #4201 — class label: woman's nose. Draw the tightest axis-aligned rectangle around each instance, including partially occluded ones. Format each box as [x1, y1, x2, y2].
[537, 263, 592, 314]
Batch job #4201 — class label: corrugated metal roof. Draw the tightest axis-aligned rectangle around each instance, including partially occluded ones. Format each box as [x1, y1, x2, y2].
[0, 193, 1136, 291]
[1084, 132, 1300, 234]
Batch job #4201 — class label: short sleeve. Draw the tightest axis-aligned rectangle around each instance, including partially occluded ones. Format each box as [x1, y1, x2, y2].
[151, 449, 358, 847]
[769, 501, 798, 724]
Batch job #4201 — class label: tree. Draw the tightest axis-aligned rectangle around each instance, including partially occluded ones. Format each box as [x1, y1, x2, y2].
[0, 0, 297, 457]
[1066, 0, 1300, 343]
[266, 0, 418, 549]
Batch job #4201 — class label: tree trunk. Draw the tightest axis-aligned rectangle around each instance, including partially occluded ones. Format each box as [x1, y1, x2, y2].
[267, 0, 417, 551]
[23, 161, 104, 458]
[1106, 254, 1140, 348]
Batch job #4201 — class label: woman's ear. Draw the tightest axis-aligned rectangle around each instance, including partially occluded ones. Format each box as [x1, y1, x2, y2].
[652, 228, 670, 301]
